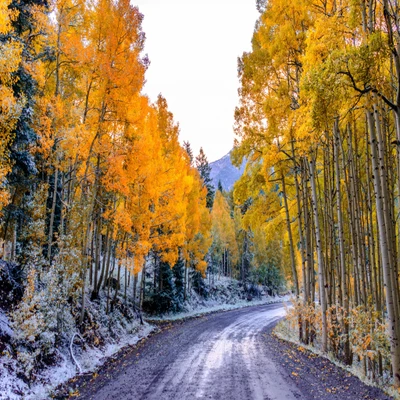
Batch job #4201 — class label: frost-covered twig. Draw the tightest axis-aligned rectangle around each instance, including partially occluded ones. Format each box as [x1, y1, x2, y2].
[70, 332, 84, 374]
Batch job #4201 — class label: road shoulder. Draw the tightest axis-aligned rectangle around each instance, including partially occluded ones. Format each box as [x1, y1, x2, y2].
[263, 322, 393, 400]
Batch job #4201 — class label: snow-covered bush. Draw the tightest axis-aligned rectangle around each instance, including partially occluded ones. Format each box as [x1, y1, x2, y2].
[9, 184, 70, 378]
[11, 270, 56, 378]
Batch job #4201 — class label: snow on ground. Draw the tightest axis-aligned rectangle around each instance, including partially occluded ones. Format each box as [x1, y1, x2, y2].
[147, 276, 289, 322]
[0, 322, 154, 400]
[0, 311, 13, 338]
[29, 323, 155, 400]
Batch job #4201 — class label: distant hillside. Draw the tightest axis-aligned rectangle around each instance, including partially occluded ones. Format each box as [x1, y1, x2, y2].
[210, 151, 245, 191]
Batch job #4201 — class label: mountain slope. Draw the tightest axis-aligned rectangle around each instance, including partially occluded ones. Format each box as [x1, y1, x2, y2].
[210, 151, 245, 191]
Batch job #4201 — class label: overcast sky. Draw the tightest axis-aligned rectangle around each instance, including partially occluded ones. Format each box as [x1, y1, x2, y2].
[134, 0, 259, 162]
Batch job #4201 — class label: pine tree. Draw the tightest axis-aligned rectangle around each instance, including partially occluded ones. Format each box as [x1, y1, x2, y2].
[148, 260, 177, 314]
[173, 257, 185, 310]
[0, 0, 24, 214]
[183, 141, 194, 166]
[256, 0, 267, 13]
[1, 0, 49, 244]
[191, 269, 207, 298]
[195, 147, 215, 209]
[5, 0, 49, 177]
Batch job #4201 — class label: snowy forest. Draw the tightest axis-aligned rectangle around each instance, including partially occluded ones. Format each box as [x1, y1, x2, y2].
[2, 0, 400, 398]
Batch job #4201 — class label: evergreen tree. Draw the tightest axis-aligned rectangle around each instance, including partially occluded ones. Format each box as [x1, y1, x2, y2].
[183, 141, 194, 166]
[7, 0, 49, 178]
[191, 269, 208, 298]
[195, 147, 215, 209]
[217, 180, 223, 193]
[256, 0, 267, 13]
[145, 260, 177, 314]
[157, 261, 176, 313]
[173, 257, 185, 310]
[1, 0, 49, 242]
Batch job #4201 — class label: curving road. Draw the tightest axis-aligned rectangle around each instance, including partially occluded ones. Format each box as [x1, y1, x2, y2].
[74, 303, 300, 400]
[70, 303, 391, 400]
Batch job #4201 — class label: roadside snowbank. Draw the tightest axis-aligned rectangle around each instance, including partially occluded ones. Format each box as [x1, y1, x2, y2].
[0, 322, 154, 400]
[147, 276, 289, 322]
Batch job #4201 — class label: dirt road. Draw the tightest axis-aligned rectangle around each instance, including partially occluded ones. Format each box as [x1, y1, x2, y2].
[63, 303, 391, 400]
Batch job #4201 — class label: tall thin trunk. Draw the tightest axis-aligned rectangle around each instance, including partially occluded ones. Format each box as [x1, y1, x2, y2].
[333, 118, 351, 363]
[92, 217, 102, 300]
[112, 261, 121, 310]
[140, 263, 146, 312]
[375, 105, 400, 327]
[368, 109, 400, 386]
[79, 219, 92, 325]
[133, 272, 138, 305]
[282, 172, 299, 297]
[124, 263, 128, 304]
[48, 168, 59, 261]
[184, 259, 187, 301]
[308, 156, 328, 353]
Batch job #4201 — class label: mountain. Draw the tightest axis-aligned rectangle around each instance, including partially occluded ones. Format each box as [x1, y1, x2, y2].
[209, 151, 245, 191]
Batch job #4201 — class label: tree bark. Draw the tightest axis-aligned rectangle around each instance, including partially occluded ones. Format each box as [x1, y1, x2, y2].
[333, 118, 351, 363]
[281, 172, 299, 297]
[308, 156, 328, 353]
[367, 109, 400, 386]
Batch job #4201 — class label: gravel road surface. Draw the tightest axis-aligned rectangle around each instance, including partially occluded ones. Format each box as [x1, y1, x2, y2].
[59, 303, 391, 400]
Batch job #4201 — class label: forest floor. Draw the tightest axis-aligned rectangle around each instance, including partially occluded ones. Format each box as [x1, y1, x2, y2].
[53, 303, 391, 400]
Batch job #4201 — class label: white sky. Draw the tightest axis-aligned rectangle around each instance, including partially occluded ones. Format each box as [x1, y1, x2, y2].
[134, 0, 259, 162]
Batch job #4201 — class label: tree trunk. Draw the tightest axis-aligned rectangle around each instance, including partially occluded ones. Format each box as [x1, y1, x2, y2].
[308, 156, 328, 353]
[367, 109, 400, 386]
[47, 168, 59, 261]
[282, 172, 299, 297]
[333, 118, 351, 364]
